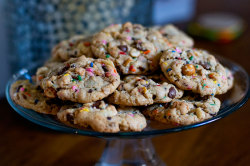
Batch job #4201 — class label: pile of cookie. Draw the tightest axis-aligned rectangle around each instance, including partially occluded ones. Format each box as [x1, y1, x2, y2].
[10, 22, 234, 133]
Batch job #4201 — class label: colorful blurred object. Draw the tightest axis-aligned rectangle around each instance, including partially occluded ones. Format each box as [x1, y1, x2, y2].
[188, 13, 244, 43]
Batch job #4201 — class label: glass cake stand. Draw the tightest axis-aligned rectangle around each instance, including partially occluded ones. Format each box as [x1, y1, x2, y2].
[6, 56, 249, 166]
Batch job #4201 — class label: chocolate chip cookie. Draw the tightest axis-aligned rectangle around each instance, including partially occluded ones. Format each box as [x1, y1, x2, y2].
[156, 24, 194, 47]
[52, 35, 93, 61]
[57, 100, 147, 132]
[160, 47, 229, 96]
[108, 75, 183, 106]
[38, 56, 120, 103]
[91, 22, 171, 75]
[142, 95, 221, 125]
[10, 80, 61, 115]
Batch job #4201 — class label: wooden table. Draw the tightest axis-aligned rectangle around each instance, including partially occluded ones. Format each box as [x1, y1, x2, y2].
[1, 1, 250, 166]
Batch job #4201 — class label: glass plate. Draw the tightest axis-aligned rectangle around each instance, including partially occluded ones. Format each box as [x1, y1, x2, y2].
[5, 56, 249, 138]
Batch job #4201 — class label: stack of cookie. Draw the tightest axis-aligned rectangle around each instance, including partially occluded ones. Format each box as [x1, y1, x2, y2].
[10, 22, 234, 133]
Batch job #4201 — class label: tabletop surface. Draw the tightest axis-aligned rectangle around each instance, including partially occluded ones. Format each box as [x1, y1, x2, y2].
[1, 1, 250, 166]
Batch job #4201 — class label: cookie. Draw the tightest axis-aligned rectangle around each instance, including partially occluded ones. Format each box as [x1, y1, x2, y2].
[225, 67, 234, 90]
[57, 100, 147, 132]
[116, 106, 147, 132]
[10, 80, 61, 115]
[91, 22, 171, 75]
[156, 24, 194, 47]
[108, 74, 183, 106]
[35, 61, 62, 86]
[51, 35, 93, 61]
[160, 47, 229, 96]
[142, 95, 221, 125]
[38, 56, 120, 103]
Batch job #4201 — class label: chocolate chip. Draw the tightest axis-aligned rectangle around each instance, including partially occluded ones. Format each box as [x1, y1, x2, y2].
[164, 102, 170, 109]
[36, 86, 42, 91]
[34, 99, 39, 105]
[168, 87, 176, 99]
[22, 94, 27, 99]
[70, 64, 76, 68]
[107, 117, 112, 120]
[134, 40, 146, 51]
[199, 62, 211, 70]
[72, 75, 78, 80]
[66, 113, 74, 124]
[57, 65, 70, 75]
[16, 85, 23, 92]
[102, 65, 109, 72]
[88, 89, 93, 93]
[118, 45, 128, 52]
[163, 115, 167, 119]
[139, 66, 145, 71]
[92, 101, 102, 109]
[152, 95, 156, 100]
[163, 33, 168, 37]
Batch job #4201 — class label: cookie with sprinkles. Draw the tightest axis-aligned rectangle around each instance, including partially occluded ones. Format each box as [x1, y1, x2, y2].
[91, 22, 171, 75]
[38, 56, 120, 103]
[142, 95, 221, 126]
[160, 47, 229, 96]
[155, 24, 194, 48]
[57, 101, 147, 132]
[108, 74, 183, 106]
[51, 35, 93, 61]
[35, 61, 63, 86]
[10, 80, 61, 115]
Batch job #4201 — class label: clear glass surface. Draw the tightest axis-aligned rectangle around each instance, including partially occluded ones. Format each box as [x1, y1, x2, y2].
[5, 56, 249, 139]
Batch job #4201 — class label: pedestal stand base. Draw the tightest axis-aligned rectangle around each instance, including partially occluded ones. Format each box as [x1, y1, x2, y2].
[96, 138, 166, 166]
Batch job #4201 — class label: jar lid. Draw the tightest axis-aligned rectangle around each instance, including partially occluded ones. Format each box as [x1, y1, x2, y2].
[188, 12, 245, 43]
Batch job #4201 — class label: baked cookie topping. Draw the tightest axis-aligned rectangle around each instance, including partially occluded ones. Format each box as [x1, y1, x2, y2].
[38, 56, 120, 103]
[52, 35, 93, 61]
[57, 101, 146, 132]
[10, 80, 61, 115]
[108, 74, 183, 106]
[160, 47, 229, 96]
[91, 22, 171, 75]
[142, 95, 221, 125]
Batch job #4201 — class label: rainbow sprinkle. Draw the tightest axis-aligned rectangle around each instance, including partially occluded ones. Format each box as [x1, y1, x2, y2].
[20, 87, 25, 92]
[72, 86, 78, 92]
[143, 50, 151, 54]
[166, 68, 172, 72]
[64, 73, 70, 77]
[102, 40, 107, 45]
[80, 108, 89, 112]
[77, 75, 82, 81]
